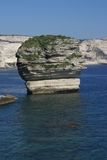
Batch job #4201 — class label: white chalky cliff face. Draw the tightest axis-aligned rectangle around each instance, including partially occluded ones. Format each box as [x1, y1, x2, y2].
[0, 35, 30, 68]
[79, 39, 107, 64]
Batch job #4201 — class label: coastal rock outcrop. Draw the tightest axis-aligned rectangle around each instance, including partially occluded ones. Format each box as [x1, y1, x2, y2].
[79, 39, 107, 64]
[1, 35, 107, 69]
[0, 35, 30, 68]
[16, 35, 83, 94]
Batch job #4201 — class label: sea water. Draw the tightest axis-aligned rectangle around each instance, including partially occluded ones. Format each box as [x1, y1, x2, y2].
[0, 65, 107, 160]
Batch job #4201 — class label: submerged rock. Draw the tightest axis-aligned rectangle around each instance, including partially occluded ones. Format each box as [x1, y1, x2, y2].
[16, 35, 84, 94]
[0, 95, 17, 105]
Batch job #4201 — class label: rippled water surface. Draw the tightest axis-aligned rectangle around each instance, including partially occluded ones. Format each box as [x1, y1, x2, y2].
[0, 65, 107, 160]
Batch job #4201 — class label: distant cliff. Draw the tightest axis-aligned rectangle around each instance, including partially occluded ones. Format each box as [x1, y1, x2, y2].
[16, 35, 83, 94]
[0, 35, 30, 68]
[0, 35, 107, 69]
[79, 39, 107, 64]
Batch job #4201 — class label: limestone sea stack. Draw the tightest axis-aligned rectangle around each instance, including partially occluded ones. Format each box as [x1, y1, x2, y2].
[16, 35, 83, 94]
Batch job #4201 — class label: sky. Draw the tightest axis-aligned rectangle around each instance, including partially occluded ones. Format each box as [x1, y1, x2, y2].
[0, 0, 107, 39]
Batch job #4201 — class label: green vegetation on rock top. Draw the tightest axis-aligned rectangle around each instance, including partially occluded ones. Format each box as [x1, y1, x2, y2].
[22, 35, 71, 49]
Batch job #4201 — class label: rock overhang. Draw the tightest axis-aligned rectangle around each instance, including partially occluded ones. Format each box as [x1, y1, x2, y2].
[16, 35, 84, 94]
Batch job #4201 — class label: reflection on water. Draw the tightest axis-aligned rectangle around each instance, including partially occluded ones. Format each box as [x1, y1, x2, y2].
[0, 66, 107, 160]
[20, 93, 83, 137]
[10, 93, 86, 160]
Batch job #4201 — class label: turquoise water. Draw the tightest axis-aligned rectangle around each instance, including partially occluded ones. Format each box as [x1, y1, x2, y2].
[0, 65, 107, 160]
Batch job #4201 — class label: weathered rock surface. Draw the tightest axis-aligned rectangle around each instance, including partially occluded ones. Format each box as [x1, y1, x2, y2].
[0, 35, 30, 68]
[26, 78, 80, 94]
[79, 39, 107, 64]
[1, 35, 107, 69]
[16, 35, 83, 94]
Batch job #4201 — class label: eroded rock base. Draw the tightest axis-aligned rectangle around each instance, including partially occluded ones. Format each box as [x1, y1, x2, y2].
[26, 78, 80, 94]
